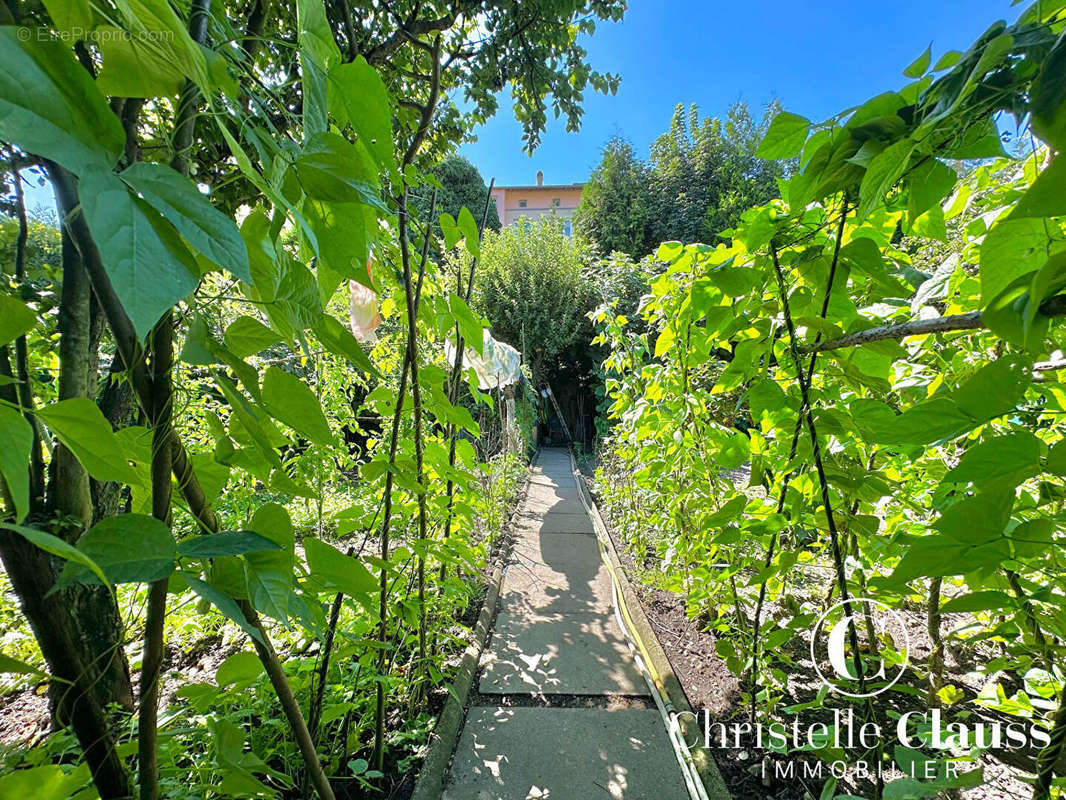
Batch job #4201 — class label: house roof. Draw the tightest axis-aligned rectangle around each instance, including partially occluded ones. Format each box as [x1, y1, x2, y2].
[495, 183, 585, 191]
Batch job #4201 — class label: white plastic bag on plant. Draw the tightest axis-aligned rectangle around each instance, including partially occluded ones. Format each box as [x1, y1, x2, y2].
[349, 267, 381, 342]
[444, 330, 522, 390]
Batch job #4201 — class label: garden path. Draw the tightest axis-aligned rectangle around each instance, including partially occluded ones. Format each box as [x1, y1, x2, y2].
[440, 448, 691, 799]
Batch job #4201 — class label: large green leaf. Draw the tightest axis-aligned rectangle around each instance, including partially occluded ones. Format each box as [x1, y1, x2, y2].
[261, 366, 333, 446]
[1031, 34, 1066, 151]
[448, 294, 486, 356]
[303, 197, 375, 286]
[121, 162, 251, 282]
[979, 217, 1059, 307]
[304, 538, 376, 598]
[1, 523, 110, 587]
[868, 396, 973, 445]
[223, 317, 282, 359]
[439, 212, 462, 251]
[108, 0, 211, 93]
[0, 294, 37, 348]
[870, 359, 1029, 446]
[1009, 517, 1055, 559]
[261, 253, 323, 337]
[244, 549, 292, 623]
[297, 0, 341, 136]
[458, 206, 481, 258]
[243, 504, 294, 623]
[41, 0, 93, 31]
[95, 26, 187, 98]
[858, 139, 915, 220]
[906, 158, 957, 221]
[952, 356, 1032, 420]
[208, 717, 282, 797]
[328, 57, 395, 172]
[177, 572, 264, 644]
[177, 531, 282, 559]
[0, 406, 33, 522]
[946, 115, 1006, 160]
[312, 314, 378, 375]
[891, 532, 1008, 582]
[79, 168, 200, 339]
[903, 45, 931, 78]
[0, 653, 45, 677]
[36, 398, 144, 486]
[944, 431, 1044, 485]
[756, 112, 810, 160]
[746, 379, 790, 422]
[1010, 154, 1066, 220]
[215, 650, 264, 689]
[0, 30, 124, 173]
[939, 591, 1015, 614]
[293, 132, 384, 210]
[56, 514, 175, 586]
[182, 318, 261, 397]
[215, 376, 283, 470]
[1046, 438, 1066, 475]
[0, 764, 92, 800]
[934, 491, 1013, 545]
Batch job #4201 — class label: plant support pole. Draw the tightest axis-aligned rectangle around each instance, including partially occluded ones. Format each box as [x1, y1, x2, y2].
[771, 240, 883, 799]
[748, 203, 847, 723]
[439, 178, 495, 579]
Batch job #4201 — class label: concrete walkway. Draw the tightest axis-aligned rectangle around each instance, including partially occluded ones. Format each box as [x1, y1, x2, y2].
[441, 449, 690, 800]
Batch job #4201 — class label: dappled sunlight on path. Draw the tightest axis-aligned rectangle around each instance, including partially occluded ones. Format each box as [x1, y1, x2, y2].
[440, 449, 690, 799]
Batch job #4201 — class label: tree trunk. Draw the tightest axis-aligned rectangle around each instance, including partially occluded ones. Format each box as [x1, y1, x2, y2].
[46, 188, 134, 716]
[90, 296, 137, 523]
[0, 534, 133, 797]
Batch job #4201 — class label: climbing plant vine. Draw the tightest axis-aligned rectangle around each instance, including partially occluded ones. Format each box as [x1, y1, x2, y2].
[0, 0, 622, 798]
[594, 3, 1066, 798]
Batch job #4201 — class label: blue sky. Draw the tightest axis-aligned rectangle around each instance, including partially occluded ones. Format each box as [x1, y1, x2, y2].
[457, 0, 1021, 188]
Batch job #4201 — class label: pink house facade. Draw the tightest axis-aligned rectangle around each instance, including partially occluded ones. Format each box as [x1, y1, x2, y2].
[491, 171, 585, 236]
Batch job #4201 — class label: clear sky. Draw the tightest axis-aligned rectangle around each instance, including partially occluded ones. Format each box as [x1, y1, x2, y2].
[457, 0, 1022, 188]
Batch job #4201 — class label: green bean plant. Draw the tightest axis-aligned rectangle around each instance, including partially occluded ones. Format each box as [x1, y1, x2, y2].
[593, 3, 1066, 797]
[0, 0, 624, 797]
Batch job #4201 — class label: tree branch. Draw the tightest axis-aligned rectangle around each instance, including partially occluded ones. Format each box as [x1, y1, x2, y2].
[796, 295, 1066, 355]
[401, 35, 443, 167]
[362, 0, 478, 65]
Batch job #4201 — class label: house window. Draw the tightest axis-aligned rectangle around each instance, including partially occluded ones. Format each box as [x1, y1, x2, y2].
[552, 198, 560, 207]
[518, 199, 527, 208]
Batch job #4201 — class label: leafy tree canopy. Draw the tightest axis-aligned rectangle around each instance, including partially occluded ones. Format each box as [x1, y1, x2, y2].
[413, 154, 500, 240]
[575, 102, 788, 257]
[473, 215, 595, 386]
[572, 137, 653, 257]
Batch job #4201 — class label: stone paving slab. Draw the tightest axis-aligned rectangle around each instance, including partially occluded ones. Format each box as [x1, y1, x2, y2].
[442, 707, 689, 800]
[510, 528, 598, 561]
[498, 547, 613, 614]
[534, 461, 572, 473]
[536, 469, 576, 481]
[514, 510, 594, 535]
[526, 473, 578, 489]
[479, 611, 647, 695]
[534, 464, 573, 478]
[523, 486, 584, 514]
[524, 482, 580, 498]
